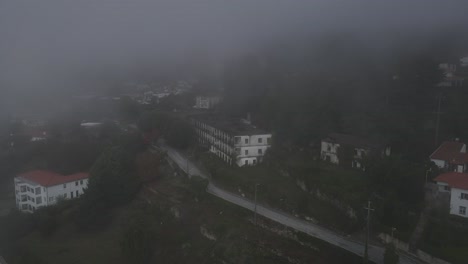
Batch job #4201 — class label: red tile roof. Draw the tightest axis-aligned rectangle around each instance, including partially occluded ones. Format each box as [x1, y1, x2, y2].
[18, 170, 89, 187]
[450, 152, 468, 165]
[430, 141, 465, 161]
[434, 172, 468, 190]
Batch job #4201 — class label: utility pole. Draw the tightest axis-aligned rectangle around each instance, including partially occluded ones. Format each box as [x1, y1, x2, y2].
[254, 184, 260, 226]
[364, 200, 374, 263]
[434, 94, 443, 147]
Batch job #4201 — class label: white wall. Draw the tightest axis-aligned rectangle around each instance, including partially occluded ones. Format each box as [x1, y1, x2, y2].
[431, 159, 446, 169]
[449, 188, 468, 218]
[46, 179, 89, 205]
[321, 141, 340, 164]
[14, 177, 89, 213]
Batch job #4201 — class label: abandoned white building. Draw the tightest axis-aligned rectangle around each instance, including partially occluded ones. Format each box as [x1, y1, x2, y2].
[191, 114, 272, 167]
[321, 133, 391, 169]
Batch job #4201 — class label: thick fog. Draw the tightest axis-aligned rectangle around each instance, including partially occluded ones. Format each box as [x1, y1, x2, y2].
[1, 0, 468, 115]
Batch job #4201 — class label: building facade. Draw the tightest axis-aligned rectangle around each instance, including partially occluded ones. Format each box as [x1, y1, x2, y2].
[192, 115, 272, 167]
[435, 172, 468, 218]
[14, 170, 89, 213]
[321, 133, 391, 169]
[194, 96, 222, 109]
[430, 141, 468, 173]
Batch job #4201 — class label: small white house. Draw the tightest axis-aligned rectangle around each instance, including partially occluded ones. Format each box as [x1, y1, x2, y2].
[435, 172, 468, 218]
[14, 170, 89, 213]
[430, 141, 468, 172]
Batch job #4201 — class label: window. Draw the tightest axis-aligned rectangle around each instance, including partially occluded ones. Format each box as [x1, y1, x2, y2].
[245, 160, 249, 165]
[245, 138, 249, 144]
[35, 187, 41, 195]
[327, 145, 331, 151]
[20, 186, 26, 192]
[36, 197, 42, 205]
[71, 192, 74, 198]
[253, 159, 257, 165]
[80, 180, 83, 185]
[258, 138, 263, 143]
[462, 193, 468, 200]
[245, 150, 248, 155]
[21, 195, 27, 202]
[460, 206, 466, 215]
[258, 149, 263, 154]
[63, 183, 66, 188]
[21, 204, 27, 210]
[444, 185, 450, 191]
[354, 149, 359, 156]
[32, 198, 35, 202]
[76, 190, 79, 197]
[75, 181, 78, 186]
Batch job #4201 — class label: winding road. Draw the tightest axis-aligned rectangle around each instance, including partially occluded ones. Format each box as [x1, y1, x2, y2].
[157, 141, 425, 264]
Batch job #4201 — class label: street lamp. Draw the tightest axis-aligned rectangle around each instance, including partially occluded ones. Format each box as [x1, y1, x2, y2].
[254, 184, 261, 226]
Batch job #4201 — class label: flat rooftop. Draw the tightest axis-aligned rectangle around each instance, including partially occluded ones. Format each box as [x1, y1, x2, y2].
[191, 114, 270, 136]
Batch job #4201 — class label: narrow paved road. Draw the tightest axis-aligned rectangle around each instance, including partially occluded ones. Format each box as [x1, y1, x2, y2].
[157, 141, 425, 264]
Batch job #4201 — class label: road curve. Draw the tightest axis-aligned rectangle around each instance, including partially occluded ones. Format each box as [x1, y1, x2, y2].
[157, 142, 425, 264]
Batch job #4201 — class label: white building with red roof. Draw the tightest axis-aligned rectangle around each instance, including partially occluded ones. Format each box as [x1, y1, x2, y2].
[430, 141, 468, 173]
[434, 172, 468, 218]
[14, 170, 89, 213]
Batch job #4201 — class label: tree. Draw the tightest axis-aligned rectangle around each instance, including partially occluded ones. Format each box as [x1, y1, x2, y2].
[166, 120, 194, 150]
[120, 218, 157, 264]
[383, 243, 399, 264]
[136, 151, 163, 182]
[75, 134, 143, 230]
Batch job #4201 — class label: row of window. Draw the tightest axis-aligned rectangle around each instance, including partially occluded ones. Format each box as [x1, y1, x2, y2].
[63, 180, 84, 188]
[19, 185, 42, 195]
[19, 195, 42, 205]
[235, 148, 264, 156]
[235, 137, 271, 145]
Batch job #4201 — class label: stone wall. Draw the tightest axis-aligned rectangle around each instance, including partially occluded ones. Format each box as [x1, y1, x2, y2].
[378, 233, 451, 264]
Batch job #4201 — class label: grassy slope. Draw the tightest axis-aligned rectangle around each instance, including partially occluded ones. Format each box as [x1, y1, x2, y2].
[11, 164, 365, 264]
[198, 152, 367, 233]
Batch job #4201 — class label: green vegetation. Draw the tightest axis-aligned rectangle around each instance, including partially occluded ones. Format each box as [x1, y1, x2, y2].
[138, 110, 194, 149]
[383, 243, 399, 264]
[0, 161, 365, 264]
[199, 152, 362, 233]
[420, 216, 468, 264]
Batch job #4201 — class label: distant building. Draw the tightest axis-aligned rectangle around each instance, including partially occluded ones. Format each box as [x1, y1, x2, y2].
[434, 172, 468, 218]
[192, 114, 272, 167]
[461, 56, 468, 67]
[437, 62, 465, 87]
[321, 133, 391, 169]
[430, 141, 468, 173]
[14, 170, 89, 213]
[194, 96, 222, 109]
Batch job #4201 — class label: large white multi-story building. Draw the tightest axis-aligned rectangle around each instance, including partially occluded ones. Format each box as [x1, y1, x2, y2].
[14, 170, 89, 213]
[192, 115, 272, 167]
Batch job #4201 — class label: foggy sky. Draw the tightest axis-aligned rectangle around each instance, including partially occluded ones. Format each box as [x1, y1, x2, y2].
[1, 0, 468, 116]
